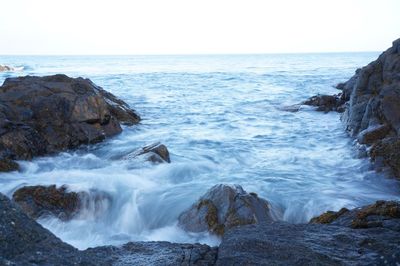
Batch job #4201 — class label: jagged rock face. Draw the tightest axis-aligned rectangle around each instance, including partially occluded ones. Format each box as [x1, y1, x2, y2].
[336, 38, 400, 178]
[0, 74, 140, 170]
[341, 39, 400, 137]
[309, 200, 400, 229]
[13, 185, 112, 221]
[178, 184, 275, 236]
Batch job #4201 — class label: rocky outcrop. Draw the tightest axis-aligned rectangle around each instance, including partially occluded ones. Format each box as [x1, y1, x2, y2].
[1, 192, 400, 265]
[217, 221, 400, 265]
[337, 39, 400, 177]
[13, 185, 112, 221]
[302, 94, 346, 113]
[178, 184, 276, 236]
[310, 200, 400, 229]
[0, 65, 13, 72]
[0, 74, 140, 171]
[0, 192, 217, 265]
[121, 142, 171, 164]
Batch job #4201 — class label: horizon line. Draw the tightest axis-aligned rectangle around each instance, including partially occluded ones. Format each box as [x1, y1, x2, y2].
[0, 50, 381, 57]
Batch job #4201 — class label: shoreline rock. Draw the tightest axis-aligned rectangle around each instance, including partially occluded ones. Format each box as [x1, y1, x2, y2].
[12, 185, 112, 221]
[121, 142, 171, 164]
[178, 184, 276, 236]
[0, 74, 140, 172]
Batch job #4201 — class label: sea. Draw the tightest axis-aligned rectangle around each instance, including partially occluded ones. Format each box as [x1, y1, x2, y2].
[0, 53, 399, 249]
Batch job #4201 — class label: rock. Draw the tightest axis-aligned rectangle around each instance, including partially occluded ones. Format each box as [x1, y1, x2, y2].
[122, 142, 171, 163]
[309, 200, 400, 229]
[0, 74, 140, 171]
[279, 104, 302, 112]
[357, 124, 391, 144]
[370, 137, 400, 177]
[0, 65, 13, 72]
[216, 221, 400, 265]
[13, 185, 81, 220]
[309, 208, 350, 224]
[178, 184, 275, 236]
[0, 192, 217, 265]
[0, 157, 19, 172]
[302, 94, 344, 113]
[83, 242, 217, 266]
[12, 185, 112, 221]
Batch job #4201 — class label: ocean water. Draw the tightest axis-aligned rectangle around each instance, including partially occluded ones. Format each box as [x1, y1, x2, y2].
[0, 53, 399, 250]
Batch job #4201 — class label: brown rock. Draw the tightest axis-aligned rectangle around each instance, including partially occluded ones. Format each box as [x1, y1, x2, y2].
[178, 184, 276, 236]
[0, 74, 141, 170]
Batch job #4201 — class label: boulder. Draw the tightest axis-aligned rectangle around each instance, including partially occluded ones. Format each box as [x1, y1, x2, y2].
[0, 74, 140, 171]
[12, 185, 112, 221]
[0, 65, 13, 72]
[310, 200, 400, 229]
[178, 184, 275, 236]
[122, 142, 171, 163]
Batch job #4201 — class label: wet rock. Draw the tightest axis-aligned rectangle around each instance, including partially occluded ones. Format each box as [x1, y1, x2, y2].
[83, 242, 217, 266]
[302, 94, 344, 113]
[0, 157, 19, 172]
[122, 142, 171, 163]
[0, 74, 141, 171]
[370, 137, 400, 177]
[0, 65, 13, 72]
[13, 185, 81, 220]
[279, 104, 301, 112]
[357, 124, 391, 144]
[309, 207, 349, 224]
[12, 185, 112, 221]
[0, 192, 217, 265]
[309, 200, 400, 229]
[216, 221, 400, 265]
[178, 184, 275, 236]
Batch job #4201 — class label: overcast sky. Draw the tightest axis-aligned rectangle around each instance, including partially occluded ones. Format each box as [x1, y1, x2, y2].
[0, 0, 399, 55]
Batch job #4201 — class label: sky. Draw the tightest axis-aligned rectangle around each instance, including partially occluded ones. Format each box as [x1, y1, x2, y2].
[0, 0, 399, 55]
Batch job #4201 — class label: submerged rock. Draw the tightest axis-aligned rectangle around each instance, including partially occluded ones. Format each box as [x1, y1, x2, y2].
[0, 74, 141, 171]
[122, 142, 171, 164]
[178, 184, 275, 236]
[13, 185, 112, 221]
[310, 200, 400, 229]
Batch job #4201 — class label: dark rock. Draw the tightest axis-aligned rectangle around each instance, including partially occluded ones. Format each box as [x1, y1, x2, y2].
[0, 157, 19, 172]
[83, 242, 217, 266]
[0, 74, 140, 171]
[370, 137, 400, 177]
[0, 192, 217, 265]
[178, 184, 275, 236]
[357, 124, 391, 144]
[12, 185, 112, 221]
[0, 192, 94, 265]
[302, 94, 345, 113]
[310, 200, 400, 229]
[0, 65, 13, 72]
[216, 221, 400, 265]
[122, 142, 171, 163]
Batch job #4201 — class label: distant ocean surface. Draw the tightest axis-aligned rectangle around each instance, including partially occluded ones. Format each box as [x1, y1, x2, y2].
[1, 53, 399, 249]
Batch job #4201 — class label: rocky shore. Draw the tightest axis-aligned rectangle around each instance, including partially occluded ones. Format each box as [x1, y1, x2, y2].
[1, 39, 400, 265]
